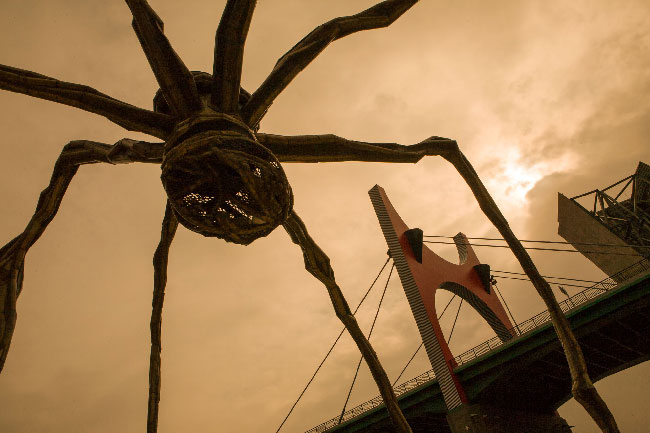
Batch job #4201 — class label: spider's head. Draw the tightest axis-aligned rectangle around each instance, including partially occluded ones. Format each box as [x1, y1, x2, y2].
[160, 115, 293, 245]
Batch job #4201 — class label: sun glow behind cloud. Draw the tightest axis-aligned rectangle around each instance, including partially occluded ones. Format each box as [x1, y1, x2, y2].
[487, 147, 579, 205]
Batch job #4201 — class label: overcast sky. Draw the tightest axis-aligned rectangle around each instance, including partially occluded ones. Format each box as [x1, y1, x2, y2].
[1, 1, 649, 432]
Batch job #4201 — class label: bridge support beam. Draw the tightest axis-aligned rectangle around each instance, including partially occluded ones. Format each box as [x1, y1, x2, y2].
[446, 404, 572, 433]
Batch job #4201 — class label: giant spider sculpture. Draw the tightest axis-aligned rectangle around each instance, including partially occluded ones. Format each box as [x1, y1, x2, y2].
[0, 1, 620, 432]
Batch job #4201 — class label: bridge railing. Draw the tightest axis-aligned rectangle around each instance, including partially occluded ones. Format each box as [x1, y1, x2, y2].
[454, 258, 650, 366]
[305, 258, 650, 433]
[304, 369, 437, 433]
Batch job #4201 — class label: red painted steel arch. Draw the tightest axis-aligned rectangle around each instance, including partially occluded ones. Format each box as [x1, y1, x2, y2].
[370, 185, 516, 409]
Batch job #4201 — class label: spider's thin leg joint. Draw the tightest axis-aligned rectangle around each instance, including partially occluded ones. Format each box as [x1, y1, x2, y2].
[107, 139, 140, 164]
[107, 139, 164, 164]
[411, 136, 460, 160]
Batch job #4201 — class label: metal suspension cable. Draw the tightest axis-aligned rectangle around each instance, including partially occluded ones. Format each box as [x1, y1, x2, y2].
[338, 264, 394, 424]
[447, 298, 464, 343]
[392, 294, 458, 386]
[491, 274, 595, 289]
[392, 343, 423, 387]
[492, 282, 518, 327]
[491, 269, 601, 284]
[422, 240, 644, 257]
[422, 235, 650, 249]
[275, 257, 391, 433]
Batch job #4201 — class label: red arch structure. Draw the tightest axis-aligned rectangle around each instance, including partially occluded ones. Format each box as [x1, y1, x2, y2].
[369, 185, 516, 410]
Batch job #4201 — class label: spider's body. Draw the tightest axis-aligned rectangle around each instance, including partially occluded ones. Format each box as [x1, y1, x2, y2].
[159, 106, 293, 244]
[0, 1, 614, 432]
[155, 72, 293, 244]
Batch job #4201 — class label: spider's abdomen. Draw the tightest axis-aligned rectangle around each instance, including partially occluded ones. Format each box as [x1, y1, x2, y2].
[161, 114, 293, 245]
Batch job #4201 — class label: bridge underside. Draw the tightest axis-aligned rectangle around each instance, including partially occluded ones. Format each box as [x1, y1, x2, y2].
[323, 273, 650, 433]
[469, 290, 650, 411]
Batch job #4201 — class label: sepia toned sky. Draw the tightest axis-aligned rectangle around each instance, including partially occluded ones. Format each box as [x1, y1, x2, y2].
[1, 1, 649, 432]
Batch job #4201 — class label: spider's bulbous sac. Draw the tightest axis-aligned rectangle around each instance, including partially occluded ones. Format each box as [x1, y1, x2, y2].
[161, 131, 293, 245]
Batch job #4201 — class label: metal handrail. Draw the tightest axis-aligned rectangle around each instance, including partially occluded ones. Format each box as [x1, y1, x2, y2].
[305, 258, 650, 432]
[571, 174, 634, 200]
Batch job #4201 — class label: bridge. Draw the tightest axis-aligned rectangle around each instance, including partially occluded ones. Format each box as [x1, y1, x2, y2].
[307, 260, 650, 433]
[304, 185, 650, 433]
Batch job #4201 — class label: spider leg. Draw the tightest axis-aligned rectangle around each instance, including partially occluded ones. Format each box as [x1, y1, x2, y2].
[241, 0, 418, 128]
[125, 0, 202, 118]
[272, 133, 619, 431]
[282, 211, 413, 433]
[211, 0, 257, 113]
[148, 201, 178, 433]
[258, 133, 426, 163]
[0, 65, 174, 139]
[0, 138, 164, 373]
